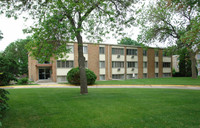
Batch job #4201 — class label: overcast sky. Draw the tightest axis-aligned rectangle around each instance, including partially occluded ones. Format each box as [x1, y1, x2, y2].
[0, 14, 141, 52]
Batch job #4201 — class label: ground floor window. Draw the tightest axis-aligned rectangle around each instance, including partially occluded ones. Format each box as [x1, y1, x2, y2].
[127, 74, 138, 79]
[112, 74, 124, 79]
[155, 73, 159, 78]
[163, 73, 171, 77]
[143, 73, 147, 78]
[57, 76, 67, 82]
[100, 75, 105, 80]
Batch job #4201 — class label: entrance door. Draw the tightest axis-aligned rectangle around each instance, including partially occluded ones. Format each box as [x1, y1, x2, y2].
[39, 68, 51, 80]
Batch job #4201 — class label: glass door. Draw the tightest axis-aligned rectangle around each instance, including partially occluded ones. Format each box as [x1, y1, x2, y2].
[39, 68, 51, 80]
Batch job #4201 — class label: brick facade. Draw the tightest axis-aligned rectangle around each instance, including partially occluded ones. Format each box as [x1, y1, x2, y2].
[28, 43, 171, 82]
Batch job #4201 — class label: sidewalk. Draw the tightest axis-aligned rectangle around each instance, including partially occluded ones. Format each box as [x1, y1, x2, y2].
[1, 84, 200, 90]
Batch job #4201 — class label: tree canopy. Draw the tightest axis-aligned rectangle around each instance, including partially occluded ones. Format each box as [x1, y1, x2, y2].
[137, 0, 200, 78]
[118, 37, 143, 46]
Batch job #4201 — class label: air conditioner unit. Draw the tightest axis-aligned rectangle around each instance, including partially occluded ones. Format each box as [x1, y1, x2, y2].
[117, 68, 121, 71]
[132, 68, 134, 71]
[117, 55, 120, 58]
[131, 55, 134, 58]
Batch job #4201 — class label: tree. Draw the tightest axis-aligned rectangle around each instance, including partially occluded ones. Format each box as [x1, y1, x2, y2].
[118, 37, 142, 46]
[137, 0, 200, 78]
[1, 0, 136, 94]
[3, 38, 30, 76]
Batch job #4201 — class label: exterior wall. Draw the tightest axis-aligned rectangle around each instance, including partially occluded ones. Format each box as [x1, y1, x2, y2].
[158, 49, 163, 77]
[88, 44, 99, 80]
[28, 43, 173, 82]
[138, 48, 143, 78]
[147, 48, 155, 78]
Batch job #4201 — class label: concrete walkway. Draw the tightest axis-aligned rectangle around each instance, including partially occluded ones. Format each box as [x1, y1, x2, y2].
[1, 84, 200, 90]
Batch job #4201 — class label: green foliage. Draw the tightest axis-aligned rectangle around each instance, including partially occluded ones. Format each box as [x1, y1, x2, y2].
[0, 89, 9, 127]
[4, 38, 30, 76]
[178, 49, 192, 77]
[17, 78, 29, 85]
[67, 67, 97, 85]
[118, 37, 143, 46]
[0, 54, 17, 86]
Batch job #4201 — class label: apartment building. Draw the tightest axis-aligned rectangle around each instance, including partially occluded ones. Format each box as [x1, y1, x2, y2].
[196, 53, 200, 76]
[28, 43, 172, 83]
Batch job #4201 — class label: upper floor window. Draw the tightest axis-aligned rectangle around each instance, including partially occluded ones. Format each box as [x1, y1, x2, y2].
[83, 46, 88, 54]
[112, 61, 124, 68]
[127, 62, 138, 68]
[163, 62, 171, 68]
[38, 58, 50, 64]
[85, 61, 88, 68]
[143, 50, 147, 56]
[155, 62, 159, 68]
[143, 62, 147, 68]
[99, 47, 105, 54]
[99, 61, 105, 68]
[197, 54, 200, 59]
[127, 49, 137, 55]
[67, 45, 74, 53]
[57, 60, 74, 68]
[155, 51, 159, 57]
[112, 48, 124, 55]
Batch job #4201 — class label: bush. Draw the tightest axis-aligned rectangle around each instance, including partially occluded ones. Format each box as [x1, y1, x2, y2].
[67, 67, 97, 85]
[0, 73, 16, 86]
[17, 77, 29, 85]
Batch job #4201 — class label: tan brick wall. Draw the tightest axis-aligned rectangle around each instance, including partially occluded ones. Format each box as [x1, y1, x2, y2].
[50, 57, 57, 82]
[28, 54, 38, 81]
[88, 44, 100, 80]
[159, 49, 163, 77]
[147, 48, 155, 78]
[74, 43, 79, 67]
[105, 45, 109, 80]
[109, 45, 112, 80]
[124, 47, 127, 79]
[138, 48, 143, 78]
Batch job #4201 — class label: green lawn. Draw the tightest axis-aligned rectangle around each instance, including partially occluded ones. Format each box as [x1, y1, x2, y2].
[95, 77, 200, 85]
[2, 88, 200, 128]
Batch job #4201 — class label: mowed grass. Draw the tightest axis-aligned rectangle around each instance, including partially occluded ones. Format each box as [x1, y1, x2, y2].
[95, 77, 200, 85]
[2, 88, 200, 128]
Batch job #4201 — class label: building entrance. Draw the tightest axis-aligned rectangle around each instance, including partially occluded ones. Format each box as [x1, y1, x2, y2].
[39, 68, 51, 80]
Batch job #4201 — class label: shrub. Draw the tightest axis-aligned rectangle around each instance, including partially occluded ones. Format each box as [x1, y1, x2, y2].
[0, 72, 16, 86]
[17, 77, 29, 85]
[67, 67, 97, 85]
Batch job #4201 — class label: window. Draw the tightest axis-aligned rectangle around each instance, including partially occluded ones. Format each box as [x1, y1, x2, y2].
[163, 62, 171, 68]
[143, 73, 147, 78]
[57, 76, 67, 82]
[100, 75, 105, 80]
[143, 62, 147, 68]
[99, 47, 105, 54]
[155, 73, 158, 78]
[112, 61, 124, 68]
[112, 74, 124, 79]
[99, 61, 105, 68]
[155, 51, 159, 57]
[127, 62, 138, 68]
[83, 46, 88, 54]
[127, 74, 138, 79]
[143, 50, 147, 56]
[67, 45, 74, 53]
[57, 60, 74, 68]
[127, 49, 137, 55]
[163, 73, 171, 77]
[155, 62, 159, 68]
[38, 59, 50, 64]
[112, 48, 124, 55]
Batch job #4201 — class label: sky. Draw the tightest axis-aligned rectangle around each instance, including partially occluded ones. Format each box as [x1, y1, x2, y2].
[0, 14, 141, 52]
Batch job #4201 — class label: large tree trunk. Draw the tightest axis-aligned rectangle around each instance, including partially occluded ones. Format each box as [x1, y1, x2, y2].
[190, 52, 197, 79]
[76, 33, 88, 94]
